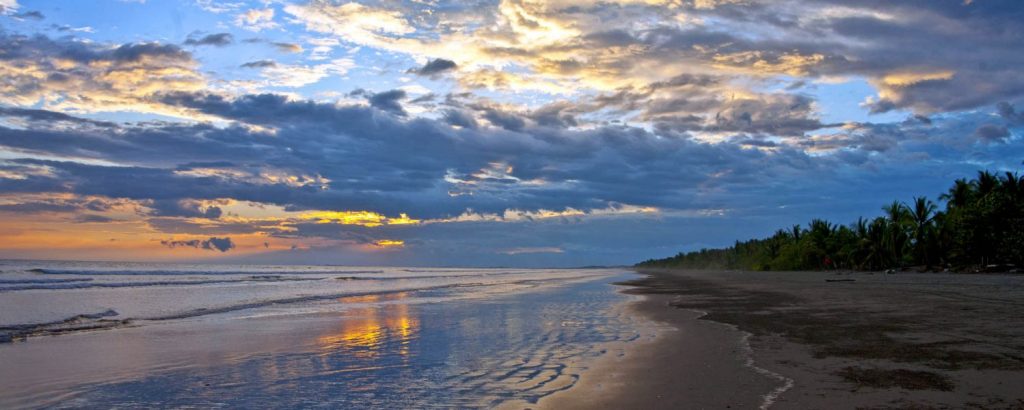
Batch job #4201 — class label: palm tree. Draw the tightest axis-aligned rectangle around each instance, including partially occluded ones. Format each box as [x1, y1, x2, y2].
[861, 217, 888, 270]
[940, 178, 974, 210]
[904, 196, 936, 267]
[1000, 172, 1023, 200]
[808, 219, 834, 268]
[882, 200, 910, 268]
[975, 170, 999, 198]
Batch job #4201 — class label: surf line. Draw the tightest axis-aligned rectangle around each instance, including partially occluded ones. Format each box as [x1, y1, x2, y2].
[685, 306, 795, 410]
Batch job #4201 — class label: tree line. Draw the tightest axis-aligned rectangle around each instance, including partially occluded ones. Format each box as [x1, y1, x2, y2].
[637, 170, 1024, 272]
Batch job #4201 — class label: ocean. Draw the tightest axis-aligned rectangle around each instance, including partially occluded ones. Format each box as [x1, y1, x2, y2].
[0, 260, 650, 408]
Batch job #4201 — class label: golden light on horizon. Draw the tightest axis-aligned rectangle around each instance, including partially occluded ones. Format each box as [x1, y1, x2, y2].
[300, 210, 421, 227]
[373, 239, 405, 248]
[318, 292, 420, 358]
[387, 213, 419, 225]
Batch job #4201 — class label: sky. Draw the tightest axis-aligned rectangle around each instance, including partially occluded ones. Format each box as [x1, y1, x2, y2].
[0, 0, 1022, 267]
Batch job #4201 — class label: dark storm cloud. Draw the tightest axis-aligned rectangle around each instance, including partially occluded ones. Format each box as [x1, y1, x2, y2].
[996, 102, 1024, 125]
[409, 58, 457, 76]
[477, 106, 526, 131]
[73, 214, 116, 223]
[147, 199, 222, 219]
[367, 89, 408, 116]
[0, 201, 83, 214]
[441, 109, 478, 129]
[704, 94, 832, 136]
[0, 195, 137, 221]
[0, 32, 190, 64]
[184, 33, 233, 47]
[527, 102, 578, 128]
[109, 42, 189, 62]
[973, 124, 1011, 143]
[0, 92, 822, 219]
[161, 237, 235, 252]
[582, 29, 635, 47]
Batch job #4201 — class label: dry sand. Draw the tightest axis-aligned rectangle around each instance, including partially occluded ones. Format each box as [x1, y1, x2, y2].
[542, 269, 1024, 409]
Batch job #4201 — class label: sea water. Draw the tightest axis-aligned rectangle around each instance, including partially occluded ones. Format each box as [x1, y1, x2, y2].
[0, 260, 646, 408]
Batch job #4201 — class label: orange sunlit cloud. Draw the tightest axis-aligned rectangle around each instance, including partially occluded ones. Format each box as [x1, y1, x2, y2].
[300, 210, 421, 227]
[373, 240, 405, 248]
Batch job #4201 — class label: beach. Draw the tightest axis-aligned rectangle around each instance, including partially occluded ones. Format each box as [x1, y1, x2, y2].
[570, 268, 1024, 409]
[0, 261, 654, 408]
[4, 262, 1024, 409]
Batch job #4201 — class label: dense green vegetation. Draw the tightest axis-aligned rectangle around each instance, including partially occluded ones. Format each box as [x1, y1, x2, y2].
[637, 170, 1024, 272]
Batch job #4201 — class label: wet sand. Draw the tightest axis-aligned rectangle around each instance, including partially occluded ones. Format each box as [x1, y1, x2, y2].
[0, 267, 642, 408]
[538, 293, 780, 409]
[544, 269, 1024, 409]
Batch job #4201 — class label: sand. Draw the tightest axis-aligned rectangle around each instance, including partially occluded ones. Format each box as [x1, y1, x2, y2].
[542, 269, 1024, 409]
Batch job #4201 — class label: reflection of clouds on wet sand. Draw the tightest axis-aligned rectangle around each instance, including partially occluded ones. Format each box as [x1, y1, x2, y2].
[437, 291, 647, 407]
[317, 292, 420, 359]
[0, 272, 647, 408]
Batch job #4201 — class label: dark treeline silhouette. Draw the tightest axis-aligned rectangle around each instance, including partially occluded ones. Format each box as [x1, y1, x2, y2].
[638, 170, 1024, 272]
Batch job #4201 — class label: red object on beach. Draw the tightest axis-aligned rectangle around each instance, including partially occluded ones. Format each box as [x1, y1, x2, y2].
[823, 256, 833, 268]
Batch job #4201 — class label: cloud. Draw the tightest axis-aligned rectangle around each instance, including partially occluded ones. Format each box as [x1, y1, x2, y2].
[52, 24, 94, 33]
[283, 2, 414, 49]
[11, 10, 42, 20]
[0, 192, 138, 213]
[0, 106, 115, 127]
[0, 0, 18, 13]
[500, 247, 563, 255]
[2, 90, 1022, 264]
[367, 89, 407, 116]
[161, 237, 235, 252]
[235, 8, 277, 31]
[73, 214, 116, 223]
[272, 42, 302, 53]
[1, 0, 1024, 265]
[240, 38, 303, 53]
[0, 91, 829, 222]
[184, 32, 233, 47]
[147, 199, 223, 219]
[278, 0, 1024, 118]
[997, 102, 1024, 125]
[442, 109, 478, 129]
[240, 59, 277, 68]
[973, 124, 1011, 144]
[373, 239, 404, 248]
[247, 59, 352, 88]
[0, 32, 204, 115]
[410, 58, 457, 77]
[194, 0, 242, 14]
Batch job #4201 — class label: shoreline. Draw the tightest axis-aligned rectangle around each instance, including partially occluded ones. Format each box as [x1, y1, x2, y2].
[561, 268, 1024, 409]
[0, 269, 639, 408]
[537, 277, 781, 409]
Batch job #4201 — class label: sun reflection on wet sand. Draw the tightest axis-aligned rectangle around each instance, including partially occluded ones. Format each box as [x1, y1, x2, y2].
[317, 292, 420, 359]
[0, 271, 644, 408]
